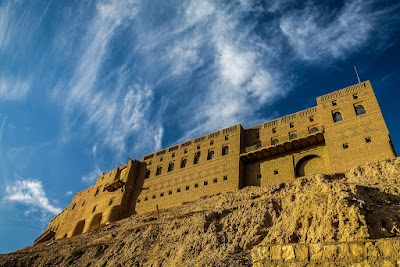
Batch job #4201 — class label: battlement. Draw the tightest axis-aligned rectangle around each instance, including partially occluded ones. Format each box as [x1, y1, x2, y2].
[317, 81, 369, 103]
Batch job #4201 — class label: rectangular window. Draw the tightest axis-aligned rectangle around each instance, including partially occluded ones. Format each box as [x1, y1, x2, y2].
[353, 94, 358, 99]
[223, 175, 227, 181]
[213, 178, 218, 183]
[168, 190, 172, 195]
[177, 188, 181, 193]
[309, 116, 314, 122]
[343, 143, 349, 149]
[289, 122, 294, 128]
[168, 162, 174, 172]
[257, 174, 262, 179]
[204, 181, 208, 186]
[272, 128, 276, 133]
[274, 170, 279, 175]
[160, 192, 164, 197]
[185, 186, 190, 191]
[332, 100, 337, 106]
[194, 183, 199, 188]
[365, 137, 372, 143]
[225, 135, 229, 140]
[255, 133, 260, 138]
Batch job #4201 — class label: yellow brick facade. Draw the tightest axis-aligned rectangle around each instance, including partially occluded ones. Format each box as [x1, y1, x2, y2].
[35, 81, 396, 244]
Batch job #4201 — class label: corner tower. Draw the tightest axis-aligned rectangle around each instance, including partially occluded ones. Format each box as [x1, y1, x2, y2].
[318, 80, 396, 172]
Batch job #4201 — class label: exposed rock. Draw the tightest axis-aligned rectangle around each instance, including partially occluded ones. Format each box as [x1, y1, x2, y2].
[1, 158, 400, 266]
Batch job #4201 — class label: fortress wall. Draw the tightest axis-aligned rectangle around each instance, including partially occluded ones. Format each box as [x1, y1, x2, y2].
[319, 81, 396, 173]
[252, 238, 400, 266]
[134, 125, 241, 214]
[52, 161, 139, 239]
[245, 146, 328, 187]
[37, 81, 397, 243]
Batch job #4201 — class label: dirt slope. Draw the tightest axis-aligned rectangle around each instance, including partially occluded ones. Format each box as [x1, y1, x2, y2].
[1, 158, 399, 267]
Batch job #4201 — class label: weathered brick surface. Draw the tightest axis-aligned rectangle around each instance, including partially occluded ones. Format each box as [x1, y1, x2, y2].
[252, 238, 400, 266]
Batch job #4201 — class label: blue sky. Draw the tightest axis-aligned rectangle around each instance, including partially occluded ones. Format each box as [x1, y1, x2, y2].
[0, 0, 400, 253]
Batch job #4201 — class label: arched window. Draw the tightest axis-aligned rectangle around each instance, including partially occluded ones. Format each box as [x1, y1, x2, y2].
[145, 170, 151, 178]
[289, 132, 297, 140]
[332, 112, 343, 122]
[354, 105, 366, 115]
[180, 158, 187, 168]
[271, 138, 279, 146]
[222, 146, 229, 156]
[207, 150, 215, 160]
[168, 162, 174, 172]
[193, 152, 200, 164]
[309, 127, 319, 134]
[156, 166, 162, 175]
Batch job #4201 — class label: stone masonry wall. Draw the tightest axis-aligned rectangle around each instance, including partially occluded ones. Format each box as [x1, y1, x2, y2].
[252, 238, 400, 266]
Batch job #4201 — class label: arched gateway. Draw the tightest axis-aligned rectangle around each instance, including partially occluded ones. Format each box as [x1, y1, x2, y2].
[295, 155, 326, 177]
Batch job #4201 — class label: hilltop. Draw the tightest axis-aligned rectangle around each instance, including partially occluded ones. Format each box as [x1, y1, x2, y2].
[1, 158, 400, 266]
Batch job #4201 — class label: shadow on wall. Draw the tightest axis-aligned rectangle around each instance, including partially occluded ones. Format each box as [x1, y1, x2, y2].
[71, 220, 85, 237]
[87, 213, 102, 232]
[128, 162, 148, 216]
[295, 155, 326, 178]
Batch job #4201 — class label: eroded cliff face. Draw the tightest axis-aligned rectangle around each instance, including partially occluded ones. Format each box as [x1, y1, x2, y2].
[1, 158, 400, 267]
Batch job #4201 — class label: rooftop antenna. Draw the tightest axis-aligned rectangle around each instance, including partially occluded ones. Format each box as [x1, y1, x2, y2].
[354, 65, 361, 83]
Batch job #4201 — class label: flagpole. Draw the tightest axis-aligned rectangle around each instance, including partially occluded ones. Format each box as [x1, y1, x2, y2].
[354, 65, 361, 83]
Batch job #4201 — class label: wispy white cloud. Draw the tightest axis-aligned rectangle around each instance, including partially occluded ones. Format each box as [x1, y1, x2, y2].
[4, 179, 61, 215]
[165, 0, 288, 138]
[53, 0, 400, 160]
[0, 1, 13, 50]
[279, 0, 400, 61]
[65, 191, 73, 197]
[81, 167, 101, 183]
[54, 0, 164, 160]
[0, 76, 30, 101]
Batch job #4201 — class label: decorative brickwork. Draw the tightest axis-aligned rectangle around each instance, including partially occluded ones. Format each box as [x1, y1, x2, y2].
[35, 81, 396, 244]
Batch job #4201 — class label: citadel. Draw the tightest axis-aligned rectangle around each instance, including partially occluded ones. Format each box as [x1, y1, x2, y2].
[35, 80, 397, 244]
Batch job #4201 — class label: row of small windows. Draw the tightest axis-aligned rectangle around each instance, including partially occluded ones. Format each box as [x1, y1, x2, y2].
[342, 137, 372, 149]
[258, 126, 322, 146]
[256, 170, 279, 179]
[266, 117, 315, 135]
[332, 93, 360, 106]
[152, 136, 230, 163]
[263, 117, 315, 135]
[264, 102, 366, 135]
[332, 105, 366, 123]
[138, 176, 228, 203]
[147, 146, 229, 178]
[71, 197, 114, 211]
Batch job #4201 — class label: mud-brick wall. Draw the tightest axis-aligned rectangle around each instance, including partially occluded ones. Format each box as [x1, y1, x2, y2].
[252, 238, 400, 266]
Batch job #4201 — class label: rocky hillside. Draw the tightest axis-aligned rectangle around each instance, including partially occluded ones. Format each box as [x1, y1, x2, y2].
[1, 158, 400, 266]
